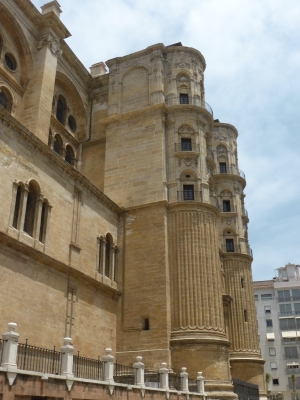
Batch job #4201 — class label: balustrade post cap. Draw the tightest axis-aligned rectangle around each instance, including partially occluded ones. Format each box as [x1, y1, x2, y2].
[136, 356, 143, 362]
[161, 362, 167, 368]
[63, 337, 72, 345]
[182, 367, 187, 372]
[105, 348, 112, 354]
[197, 372, 204, 380]
[8, 322, 17, 331]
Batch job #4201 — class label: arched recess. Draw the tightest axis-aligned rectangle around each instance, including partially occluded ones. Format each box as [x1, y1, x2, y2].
[54, 72, 87, 136]
[0, 4, 33, 86]
[24, 180, 41, 237]
[223, 227, 237, 253]
[0, 85, 13, 113]
[177, 169, 201, 201]
[65, 144, 75, 166]
[53, 134, 63, 156]
[105, 233, 113, 277]
[121, 66, 149, 113]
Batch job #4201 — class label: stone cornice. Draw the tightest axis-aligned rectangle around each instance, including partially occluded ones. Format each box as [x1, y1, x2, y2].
[60, 41, 92, 87]
[213, 122, 238, 137]
[0, 108, 122, 216]
[0, 231, 122, 297]
[221, 252, 253, 262]
[14, 0, 71, 40]
[168, 201, 220, 217]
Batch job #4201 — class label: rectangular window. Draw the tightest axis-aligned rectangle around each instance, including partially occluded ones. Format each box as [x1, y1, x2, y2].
[254, 295, 258, 301]
[273, 378, 279, 385]
[183, 185, 194, 201]
[284, 346, 298, 359]
[269, 348, 276, 356]
[181, 138, 192, 151]
[180, 94, 189, 104]
[264, 305, 271, 313]
[293, 289, 300, 301]
[295, 303, 300, 315]
[284, 337, 296, 344]
[266, 319, 273, 327]
[270, 361, 277, 369]
[280, 318, 296, 330]
[280, 303, 292, 315]
[261, 294, 272, 301]
[142, 317, 150, 331]
[278, 290, 291, 302]
[241, 278, 244, 288]
[222, 200, 231, 212]
[244, 310, 248, 322]
[219, 162, 227, 173]
[226, 239, 234, 252]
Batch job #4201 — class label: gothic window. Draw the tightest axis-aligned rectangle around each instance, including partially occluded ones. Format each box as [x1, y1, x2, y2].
[68, 115, 77, 132]
[183, 185, 194, 200]
[0, 87, 12, 113]
[65, 145, 75, 166]
[4, 53, 17, 71]
[56, 95, 67, 124]
[24, 182, 39, 237]
[39, 200, 48, 243]
[53, 135, 63, 156]
[181, 138, 192, 151]
[180, 94, 189, 104]
[97, 233, 118, 282]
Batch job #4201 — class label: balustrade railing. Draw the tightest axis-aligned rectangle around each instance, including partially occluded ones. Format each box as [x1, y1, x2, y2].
[73, 353, 104, 380]
[232, 378, 259, 400]
[213, 167, 246, 180]
[188, 379, 198, 393]
[221, 205, 237, 213]
[165, 96, 213, 116]
[114, 362, 136, 385]
[177, 191, 203, 202]
[17, 341, 61, 374]
[221, 243, 253, 257]
[174, 143, 199, 152]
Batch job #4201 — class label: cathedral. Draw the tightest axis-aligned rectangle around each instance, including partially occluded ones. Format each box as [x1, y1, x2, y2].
[0, 0, 266, 398]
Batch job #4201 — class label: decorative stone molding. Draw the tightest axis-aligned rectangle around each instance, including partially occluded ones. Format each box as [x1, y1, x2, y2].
[37, 34, 63, 57]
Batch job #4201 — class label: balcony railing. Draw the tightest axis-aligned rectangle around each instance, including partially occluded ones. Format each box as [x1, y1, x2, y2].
[220, 205, 237, 213]
[287, 368, 300, 374]
[206, 148, 214, 160]
[165, 96, 213, 116]
[174, 143, 199, 153]
[221, 244, 253, 257]
[177, 191, 203, 202]
[213, 167, 246, 180]
[279, 312, 300, 317]
[284, 354, 299, 359]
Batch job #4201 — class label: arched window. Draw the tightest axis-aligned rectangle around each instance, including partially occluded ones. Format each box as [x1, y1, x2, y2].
[39, 200, 48, 243]
[65, 145, 75, 166]
[53, 135, 63, 156]
[13, 185, 22, 229]
[105, 233, 112, 277]
[56, 95, 66, 125]
[24, 182, 39, 237]
[0, 87, 12, 113]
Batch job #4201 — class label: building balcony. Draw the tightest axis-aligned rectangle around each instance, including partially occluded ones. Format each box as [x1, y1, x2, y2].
[177, 191, 203, 202]
[221, 244, 253, 257]
[220, 205, 237, 213]
[212, 166, 246, 180]
[165, 96, 213, 116]
[286, 368, 300, 374]
[174, 143, 200, 153]
[279, 312, 300, 317]
[284, 355, 299, 360]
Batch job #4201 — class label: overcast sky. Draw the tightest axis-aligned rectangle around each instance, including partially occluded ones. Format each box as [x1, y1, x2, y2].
[32, 0, 300, 281]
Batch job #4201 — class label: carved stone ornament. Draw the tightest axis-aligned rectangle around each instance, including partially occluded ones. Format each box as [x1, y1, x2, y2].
[233, 183, 242, 194]
[175, 61, 191, 69]
[216, 133, 228, 142]
[178, 125, 194, 135]
[217, 145, 227, 155]
[220, 190, 232, 198]
[182, 157, 196, 167]
[36, 34, 63, 57]
[225, 217, 236, 226]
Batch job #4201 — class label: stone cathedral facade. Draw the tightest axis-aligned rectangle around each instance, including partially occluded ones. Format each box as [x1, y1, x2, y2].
[0, 0, 266, 398]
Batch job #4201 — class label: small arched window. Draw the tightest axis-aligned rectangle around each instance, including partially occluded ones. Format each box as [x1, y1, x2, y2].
[13, 185, 22, 229]
[56, 95, 67, 125]
[39, 200, 48, 243]
[0, 87, 12, 113]
[105, 233, 113, 277]
[65, 145, 75, 166]
[53, 135, 63, 156]
[24, 182, 39, 237]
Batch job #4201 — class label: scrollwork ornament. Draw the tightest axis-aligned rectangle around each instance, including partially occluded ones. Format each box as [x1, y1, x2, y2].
[36, 34, 63, 57]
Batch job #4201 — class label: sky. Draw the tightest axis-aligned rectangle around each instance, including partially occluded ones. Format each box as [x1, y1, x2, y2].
[32, 0, 300, 281]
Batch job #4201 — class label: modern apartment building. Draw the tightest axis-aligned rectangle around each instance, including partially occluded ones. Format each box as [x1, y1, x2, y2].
[254, 264, 300, 400]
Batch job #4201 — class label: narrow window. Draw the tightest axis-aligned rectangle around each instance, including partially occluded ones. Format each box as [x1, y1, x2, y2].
[183, 185, 194, 200]
[0, 87, 12, 113]
[56, 96, 66, 124]
[24, 183, 38, 237]
[241, 278, 244, 288]
[219, 162, 227, 173]
[53, 135, 63, 156]
[105, 234, 112, 277]
[98, 237, 103, 273]
[180, 94, 189, 104]
[244, 310, 248, 322]
[223, 200, 231, 212]
[226, 238, 234, 252]
[13, 185, 22, 228]
[143, 318, 150, 331]
[39, 201, 47, 243]
[65, 145, 75, 166]
[68, 115, 77, 132]
[266, 319, 273, 327]
[181, 138, 192, 151]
